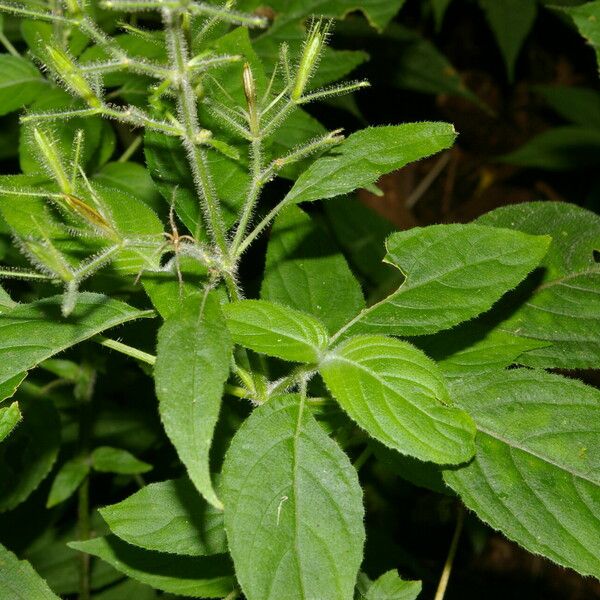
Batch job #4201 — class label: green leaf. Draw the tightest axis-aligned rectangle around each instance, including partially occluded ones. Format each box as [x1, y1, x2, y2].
[324, 195, 397, 287]
[444, 369, 600, 578]
[0, 55, 47, 116]
[417, 324, 549, 379]
[0, 543, 59, 600]
[0, 293, 153, 388]
[100, 478, 227, 556]
[501, 126, 600, 170]
[563, 1, 600, 70]
[478, 201, 600, 368]
[534, 85, 600, 128]
[0, 394, 60, 511]
[93, 161, 163, 215]
[91, 447, 152, 475]
[283, 124, 456, 205]
[241, 0, 406, 31]
[365, 570, 422, 600]
[432, 0, 453, 31]
[46, 457, 89, 508]
[339, 223, 550, 338]
[0, 373, 26, 404]
[320, 335, 475, 464]
[479, 0, 537, 81]
[261, 206, 365, 333]
[385, 23, 483, 105]
[223, 299, 330, 363]
[372, 442, 448, 495]
[222, 394, 364, 600]
[155, 293, 232, 509]
[0, 402, 21, 443]
[69, 536, 235, 598]
[144, 131, 248, 239]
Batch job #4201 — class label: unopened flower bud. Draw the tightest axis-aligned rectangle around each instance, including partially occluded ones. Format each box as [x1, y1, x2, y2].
[45, 45, 102, 109]
[291, 19, 330, 102]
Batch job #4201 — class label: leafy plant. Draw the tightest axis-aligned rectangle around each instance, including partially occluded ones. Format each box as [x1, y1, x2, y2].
[0, 0, 599, 599]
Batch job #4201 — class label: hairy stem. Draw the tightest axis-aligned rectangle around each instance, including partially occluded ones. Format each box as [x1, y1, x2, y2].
[163, 8, 228, 256]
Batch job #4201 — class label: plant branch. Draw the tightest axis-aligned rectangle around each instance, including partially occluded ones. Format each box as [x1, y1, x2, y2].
[434, 505, 465, 600]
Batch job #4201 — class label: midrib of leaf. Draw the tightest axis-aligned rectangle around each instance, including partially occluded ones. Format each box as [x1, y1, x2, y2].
[476, 425, 598, 486]
[289, 397, 307, 600]
[536, 267, 600, 292]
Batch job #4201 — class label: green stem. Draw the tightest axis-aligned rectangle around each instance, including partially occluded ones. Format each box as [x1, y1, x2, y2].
[353, 446, 372, 472]
[163, 9, 228, 255]
[235, 196, 288, 257]
[434, 505, 465, 600]
[231, 136, 263, 252]
[93, 335, 156, 365]
[0, 31, 19, 57]
[118, 135, 142, 162]
[77, 476, 90, 600]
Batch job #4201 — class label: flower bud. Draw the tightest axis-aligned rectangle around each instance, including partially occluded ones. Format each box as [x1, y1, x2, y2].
[291, 19, 330, 102]
[45, 45, 102, 109]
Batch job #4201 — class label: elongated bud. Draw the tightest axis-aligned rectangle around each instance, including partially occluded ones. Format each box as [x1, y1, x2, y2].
[292, 19, 331, 102]
[242, 62, 259, 135]
[62, 193, 115, 234]
[33, 128, 71, 194]
[45, 45, 102, 109]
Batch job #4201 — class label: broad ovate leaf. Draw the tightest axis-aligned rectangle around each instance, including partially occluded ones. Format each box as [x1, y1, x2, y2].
[0, 543, 59, 599]
[338, 223, 550, 338]
[261, 205, 365, 333]
[0, 293, 152, 388]
[223, 300, 330, 363]
[69, 536, 235, 598]
[155, 293, 232, 509]
[221, 394, 364, 600]
[320, 335, 475, 465]
[478, 201, 600, 368]
[283, 124, 456, 205]
[444, 369, 600, 578]
[100, 478, 227, 556]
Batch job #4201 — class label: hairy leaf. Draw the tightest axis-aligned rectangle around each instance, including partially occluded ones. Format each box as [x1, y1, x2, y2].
[444, 369, 600, 578]
[283, 124, 456, 205]
[222, 394, 364, 600]
[223, 299, 330, 363]
[0, 293, 152, 388]
[261, 205, 365, 333]
[100, 478, 227, 556]
[0, 543, 59, 599]
[69, 536, 235, 598]
[563, 1, 600, 69]
[155, 293, 232, 509]
[338, 223, 550, 338]
[320, 335, 475, 464]
[478, 202, 600, 368]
